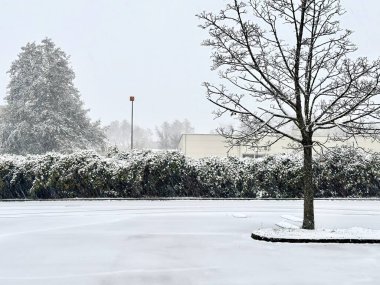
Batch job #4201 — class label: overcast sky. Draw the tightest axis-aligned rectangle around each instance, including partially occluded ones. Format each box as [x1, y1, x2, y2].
[0, 0, 379, 133]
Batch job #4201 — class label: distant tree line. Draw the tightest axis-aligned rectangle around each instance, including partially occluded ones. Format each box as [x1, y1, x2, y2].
[104, 119, 194, 150]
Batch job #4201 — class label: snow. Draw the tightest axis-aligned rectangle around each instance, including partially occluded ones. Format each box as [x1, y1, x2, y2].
[281, 214, 303, 223]
[254, 227, 380, 240]
[232, 213, 248, 218]
[0, 200, 380, 285]
[275, 221, 299, 229]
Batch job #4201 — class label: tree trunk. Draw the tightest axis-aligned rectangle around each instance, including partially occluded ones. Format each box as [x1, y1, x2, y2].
[302, 143, 315, 229]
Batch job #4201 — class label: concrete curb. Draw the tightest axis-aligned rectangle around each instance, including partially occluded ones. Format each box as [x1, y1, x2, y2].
[1, 197, 380, 202]
[251, 233, 380, 244]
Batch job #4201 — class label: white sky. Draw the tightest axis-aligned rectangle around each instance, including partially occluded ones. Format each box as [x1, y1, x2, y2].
[0, 0, 379, 133]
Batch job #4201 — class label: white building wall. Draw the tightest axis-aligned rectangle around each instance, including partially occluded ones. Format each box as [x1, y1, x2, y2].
[178, 134, 380, 159]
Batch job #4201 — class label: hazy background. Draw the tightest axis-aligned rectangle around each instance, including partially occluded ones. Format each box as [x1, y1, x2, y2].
[0, 0, 378, 133]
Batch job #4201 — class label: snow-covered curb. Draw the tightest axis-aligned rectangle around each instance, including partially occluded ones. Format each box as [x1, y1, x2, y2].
[252, 228, 380, 243]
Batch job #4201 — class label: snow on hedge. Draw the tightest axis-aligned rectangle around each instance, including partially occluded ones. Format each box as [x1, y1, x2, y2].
[0, 146, 379, 199]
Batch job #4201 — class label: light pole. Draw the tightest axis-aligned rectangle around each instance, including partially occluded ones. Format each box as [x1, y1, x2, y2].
[130, 96, 135, 150]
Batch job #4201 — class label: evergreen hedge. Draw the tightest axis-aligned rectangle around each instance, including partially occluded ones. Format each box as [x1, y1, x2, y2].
[0, 147, 379, 199]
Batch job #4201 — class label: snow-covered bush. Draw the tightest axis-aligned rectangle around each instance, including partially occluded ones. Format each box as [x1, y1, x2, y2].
[0, 146, 379, 199]
[315, 146, 380, 198]
[32, 151, 113, 198]
[186, 156, 248, 198]
[253, 154, 304, 198]
[0, 155, 29, 198]
[109, 150, 188, 197]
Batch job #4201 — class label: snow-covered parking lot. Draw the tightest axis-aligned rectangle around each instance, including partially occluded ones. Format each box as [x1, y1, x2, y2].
[0, 199, 379, 285]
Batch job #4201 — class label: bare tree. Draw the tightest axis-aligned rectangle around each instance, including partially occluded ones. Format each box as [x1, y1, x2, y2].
[105, 120, 154, 150]
[198, 0, 380, 229]
[156, 119, 194, 149]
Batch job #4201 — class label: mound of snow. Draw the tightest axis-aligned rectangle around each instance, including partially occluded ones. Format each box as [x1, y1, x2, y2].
[252, 227, 380, 243]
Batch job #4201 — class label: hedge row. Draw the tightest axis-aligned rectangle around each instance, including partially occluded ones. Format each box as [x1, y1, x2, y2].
[0, 146, 379, 199]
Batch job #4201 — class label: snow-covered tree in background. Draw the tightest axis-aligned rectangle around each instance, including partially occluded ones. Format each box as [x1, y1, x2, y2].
[1, 38, 105, 154]
[105, 120, 154, 150]
[156, 119, 194, 149]
[105, 119, 194, 150]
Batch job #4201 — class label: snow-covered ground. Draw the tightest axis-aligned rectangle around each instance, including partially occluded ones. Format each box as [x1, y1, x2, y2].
[0, 200, 379, 285]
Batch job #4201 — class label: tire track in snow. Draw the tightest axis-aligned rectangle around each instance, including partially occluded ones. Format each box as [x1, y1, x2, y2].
[0, 217, 130, 238]
[0, 266, 219, 280]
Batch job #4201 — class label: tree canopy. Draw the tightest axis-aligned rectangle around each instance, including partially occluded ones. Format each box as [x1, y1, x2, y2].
[1, 38, 105, 154]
